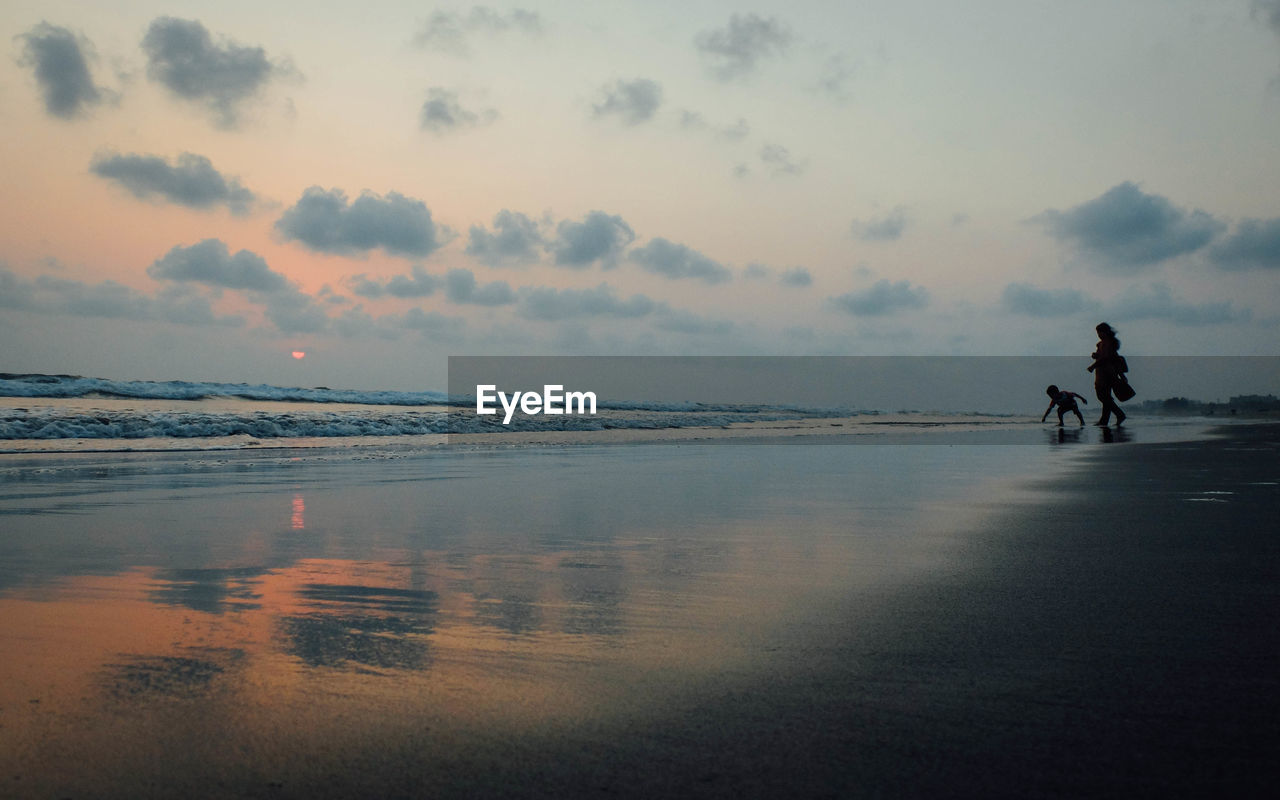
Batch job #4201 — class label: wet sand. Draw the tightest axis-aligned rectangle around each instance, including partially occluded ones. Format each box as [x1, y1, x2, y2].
[583, 423, 1280, 798]
[1, 424, 1277, 797]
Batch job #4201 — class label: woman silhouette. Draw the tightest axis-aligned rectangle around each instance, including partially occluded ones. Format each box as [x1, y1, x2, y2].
[1087, 322, 1126, 426]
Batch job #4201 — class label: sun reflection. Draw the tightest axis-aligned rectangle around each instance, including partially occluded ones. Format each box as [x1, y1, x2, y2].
[291, 494, 305, 530]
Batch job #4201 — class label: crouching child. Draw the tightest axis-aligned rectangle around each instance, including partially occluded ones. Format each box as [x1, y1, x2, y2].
[1042, 384, 1088, 427]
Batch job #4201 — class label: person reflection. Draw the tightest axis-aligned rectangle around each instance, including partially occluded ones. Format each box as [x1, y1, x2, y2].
[1050, 427, 1083, 446]
[1099, 426, 1132, 444]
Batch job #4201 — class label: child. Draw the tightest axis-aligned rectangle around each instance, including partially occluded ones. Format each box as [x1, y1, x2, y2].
[1041, 384, 1087, 426]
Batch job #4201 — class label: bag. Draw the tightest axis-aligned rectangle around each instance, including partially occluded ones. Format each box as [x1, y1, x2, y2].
[1113, 375, 1136, 402]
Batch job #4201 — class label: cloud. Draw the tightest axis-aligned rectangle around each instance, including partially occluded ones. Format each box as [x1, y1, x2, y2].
[413, 7, 542, 56]
[742, 263, 771, 279]
[695, 14, 793, 80]
[1001, 283, 1097, 317]
[328, 306, 417, 340]
[0, 268, 36, 308]
[90, 152, 256, 215]
[34, 275, 156, 320]
[142, 17, 290, 128]
[679, 111, 750, 141]
[1257, 0, 1280, 86]
[1208, 217, 1280, 270]
[1110, 283, 1249, 326]
[466, 210, 545, 266]
[444, 268, 516, 305]
[816, 53, 856, 100]
[330, 307, 385, 339]
[316, 285, 349, 306]
[420, 88, 498, 133]
[851, 208, 908, 242]
[346, 276, 386, 298]
[654, 309, 734, 336]
[398, 307, 465, 341]
[629, 238, 732, 284]
[831, 280, 929, 316]
[148, 239, 290, 292]
[384, 268, 443, 298]
[678, 109, 706, 130]
[151, 284, 243, 326]
[347, 266, 441, 299]
[519, 284, 659, 321]
[551, 211, 636, 268]
[592, 78, 663, 125]
[1032, 182, 1224, 271]
[718, 117, 750, 141]
[17, 22, 112, 119]
[1256, 1, 1280, 36]
[276, 187, 448, 259]
[262, 289, 330, 334]
[780, 267, 813, 287]
[759, 143, 804, 176]
[0, 266, 241, 326]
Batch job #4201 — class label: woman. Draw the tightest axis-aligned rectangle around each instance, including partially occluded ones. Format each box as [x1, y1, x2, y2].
[1087, 322, 1126, 426]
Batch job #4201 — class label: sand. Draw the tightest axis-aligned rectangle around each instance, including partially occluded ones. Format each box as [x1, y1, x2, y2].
[0, 424, 1277, 798]
[599, 423, 1280, 798]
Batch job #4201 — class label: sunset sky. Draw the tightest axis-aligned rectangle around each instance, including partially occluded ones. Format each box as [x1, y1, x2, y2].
[3, 1, 1280, 392]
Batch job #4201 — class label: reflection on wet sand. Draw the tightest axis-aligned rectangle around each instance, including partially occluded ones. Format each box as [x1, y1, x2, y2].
[0, 522, 860, 743]
[103, 648, 246, 700]
[280, 583, 438, 671]
[1, 524, 860, 798]
[149, 566, 267, 613]
[1045, 425, 1136, 446]
[0, 443, 1064, 797]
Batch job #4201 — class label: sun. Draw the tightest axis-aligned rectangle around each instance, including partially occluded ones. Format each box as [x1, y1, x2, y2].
[291, 351, 306, 360]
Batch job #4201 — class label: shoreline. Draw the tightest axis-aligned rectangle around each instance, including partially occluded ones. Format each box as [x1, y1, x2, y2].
[0, 413, 1237, 454]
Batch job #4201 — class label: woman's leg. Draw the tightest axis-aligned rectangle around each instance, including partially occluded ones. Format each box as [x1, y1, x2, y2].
[1095, 383, 1116, 425]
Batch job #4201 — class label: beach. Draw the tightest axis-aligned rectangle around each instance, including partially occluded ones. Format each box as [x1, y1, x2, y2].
[1, 423, 1277, 798]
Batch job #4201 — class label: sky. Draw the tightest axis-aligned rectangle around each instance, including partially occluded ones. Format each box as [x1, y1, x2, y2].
[2, 1, 1280, 394]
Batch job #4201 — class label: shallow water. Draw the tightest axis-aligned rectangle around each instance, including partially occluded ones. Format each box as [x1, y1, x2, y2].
[0, 431, 1223, 796]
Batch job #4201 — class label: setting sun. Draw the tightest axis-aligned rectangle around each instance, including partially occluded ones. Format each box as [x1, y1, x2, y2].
[291, 351, 306, 360]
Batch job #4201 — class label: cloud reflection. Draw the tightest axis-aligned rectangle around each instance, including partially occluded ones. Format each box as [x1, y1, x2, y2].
[559, 560, 624, 637]
[148, 566, 266, 614]
[279, 583, 438, 671]
[102, 648, 244, 699]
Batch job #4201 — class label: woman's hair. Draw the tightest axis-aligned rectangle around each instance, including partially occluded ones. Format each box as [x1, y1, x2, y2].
[1096, 322, 1120, 349]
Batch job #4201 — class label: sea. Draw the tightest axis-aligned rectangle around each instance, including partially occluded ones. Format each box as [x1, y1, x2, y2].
[0, 371, 947, 451]
[0, 371, 1225, 453]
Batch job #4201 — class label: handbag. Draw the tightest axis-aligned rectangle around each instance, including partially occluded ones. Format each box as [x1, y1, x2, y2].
[1113, 375, 1136, 402]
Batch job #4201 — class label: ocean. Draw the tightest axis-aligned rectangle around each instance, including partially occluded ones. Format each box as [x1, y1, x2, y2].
[0, 371, 1000, 452]
[0, 372, 875, 447]
[2, 371, 1228, 454]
